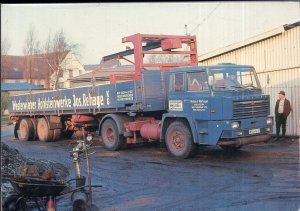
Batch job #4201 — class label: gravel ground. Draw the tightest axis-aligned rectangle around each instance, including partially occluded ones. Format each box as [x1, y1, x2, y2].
[1, 141, 69, 199]
[2, 124, 299, 210]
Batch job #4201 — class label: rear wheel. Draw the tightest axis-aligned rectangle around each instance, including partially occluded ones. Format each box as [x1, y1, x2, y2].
[53, 128, 61, 140]
[29, 118, 38, 140]
[14, 122, 19, 139]
[37, 118, 54, 142]
[101, 119, 125, 151]
[18, 118, 34, 141]
[165, 121, 196, 159]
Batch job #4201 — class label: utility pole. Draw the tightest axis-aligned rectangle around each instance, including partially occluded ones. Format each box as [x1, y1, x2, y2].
[185, 24, 188, 36]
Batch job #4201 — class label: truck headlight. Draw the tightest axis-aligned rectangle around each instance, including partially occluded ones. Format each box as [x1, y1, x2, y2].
[231, 121, 240, 129]
[267, 117, 273, 125]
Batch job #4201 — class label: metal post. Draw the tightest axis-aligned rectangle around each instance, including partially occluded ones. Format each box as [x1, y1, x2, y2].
[82, 126, 92, 206]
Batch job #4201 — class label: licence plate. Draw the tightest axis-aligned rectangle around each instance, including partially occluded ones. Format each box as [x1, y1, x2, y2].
[249, 128, 260, 135]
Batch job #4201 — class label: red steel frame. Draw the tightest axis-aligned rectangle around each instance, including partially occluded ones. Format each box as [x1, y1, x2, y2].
[100, 33, 198, 82]
[123, 34, 198, 80]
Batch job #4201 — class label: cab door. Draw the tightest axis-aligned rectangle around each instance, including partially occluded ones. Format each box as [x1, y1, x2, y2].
[185, 71, 211, 120]
[168, 72, 186, 113]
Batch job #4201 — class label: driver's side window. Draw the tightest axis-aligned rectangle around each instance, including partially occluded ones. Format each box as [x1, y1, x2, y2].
[173, 73, 184, 92]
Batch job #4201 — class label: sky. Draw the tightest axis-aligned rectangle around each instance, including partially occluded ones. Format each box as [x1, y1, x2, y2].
[1, 2, 300, 65]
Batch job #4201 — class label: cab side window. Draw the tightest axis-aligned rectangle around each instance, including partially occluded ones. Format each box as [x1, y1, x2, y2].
[174, 73, 184, 92]
[187, 72, 208, 91]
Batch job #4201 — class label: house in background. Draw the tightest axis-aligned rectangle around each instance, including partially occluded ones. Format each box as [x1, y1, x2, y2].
[1, 51, 85, 89]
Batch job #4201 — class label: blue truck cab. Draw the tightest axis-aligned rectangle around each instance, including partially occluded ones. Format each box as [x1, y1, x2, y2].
[161, 63, 273, 157]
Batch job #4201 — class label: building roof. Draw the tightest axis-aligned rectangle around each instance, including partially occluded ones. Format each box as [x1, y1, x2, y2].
[1, 51, 69, 80]
[199, 21, 300, 62]
[1, 82, 44, 91]
[84, 64, 101, 71]
[84, 59, 122, 72]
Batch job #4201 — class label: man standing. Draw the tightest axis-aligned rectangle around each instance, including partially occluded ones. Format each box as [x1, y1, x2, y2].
[274, 91, 292, 140]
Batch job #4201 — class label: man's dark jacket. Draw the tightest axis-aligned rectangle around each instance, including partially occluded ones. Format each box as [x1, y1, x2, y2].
[275, 99, 292, 118]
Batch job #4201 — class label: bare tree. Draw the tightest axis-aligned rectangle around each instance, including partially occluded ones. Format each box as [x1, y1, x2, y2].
[1, 37, 11, 81]
[23, 26, 41, 84]
[43, 29, 79, 89]
[1, 36, 11, 55]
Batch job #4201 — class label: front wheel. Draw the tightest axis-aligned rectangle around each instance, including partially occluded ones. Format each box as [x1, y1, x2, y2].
[165, 121, 196, 159]
[101, 119, 125, 151]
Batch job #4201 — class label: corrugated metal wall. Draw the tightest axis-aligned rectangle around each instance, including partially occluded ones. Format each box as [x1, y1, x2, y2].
[200, 26, 300, 136]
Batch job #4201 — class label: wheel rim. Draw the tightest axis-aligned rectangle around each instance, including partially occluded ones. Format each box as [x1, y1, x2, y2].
[105, 126, 115, 145]
[169, 129, 185, 152]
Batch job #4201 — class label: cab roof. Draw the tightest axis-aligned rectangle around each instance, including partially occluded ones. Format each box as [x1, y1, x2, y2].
[169, 63, 254, 73]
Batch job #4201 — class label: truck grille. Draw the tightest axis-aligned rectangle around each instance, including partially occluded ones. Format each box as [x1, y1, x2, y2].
[233, 99, 269, 118]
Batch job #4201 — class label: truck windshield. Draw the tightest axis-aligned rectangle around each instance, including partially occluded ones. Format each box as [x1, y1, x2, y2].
[207, 67, 261, 91]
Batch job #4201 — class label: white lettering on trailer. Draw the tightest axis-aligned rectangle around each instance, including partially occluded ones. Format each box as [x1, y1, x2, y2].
[12, 100, 37, 111]
[82, 93, 104, 108]
[73, 95, 82, 107]
[11, 91, 109, 111]
[106, 90, 110, 105]
[117, 90, 133, 101]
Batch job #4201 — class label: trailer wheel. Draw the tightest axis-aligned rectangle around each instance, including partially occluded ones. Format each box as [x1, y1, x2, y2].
[37, 118, 54, 142]
[2, 194, 26, 211]
[101, 119, 125, 151]
[165, 121, 196, 159]
[14, 122, 19, 139]
[29, 118, 38, 141]
[18, 118, 34, 141]
[53, 129, 61, 141]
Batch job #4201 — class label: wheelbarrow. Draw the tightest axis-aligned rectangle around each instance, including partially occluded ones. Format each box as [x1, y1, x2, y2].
[3, 126, 100, 211]
[2, 175, 67, 211]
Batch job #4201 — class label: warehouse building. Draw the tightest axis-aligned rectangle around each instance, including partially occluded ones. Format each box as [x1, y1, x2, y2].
[199, 21, 300, 136]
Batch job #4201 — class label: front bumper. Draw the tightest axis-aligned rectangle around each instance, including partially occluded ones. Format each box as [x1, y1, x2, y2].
[218, 134, 271, 147]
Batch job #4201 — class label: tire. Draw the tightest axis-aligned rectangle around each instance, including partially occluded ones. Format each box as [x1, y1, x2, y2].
[53, 128, 61, 141]
[101, 119, 125, 151]
[14, 122, 19, 139]
[18, 118, 34, 141]
[29, 118, 38, 141]
[220, 145, 242, 151]
[37, 118, 54, 142]
[2, 194, 26, 211]
[165, 121, 196, 159]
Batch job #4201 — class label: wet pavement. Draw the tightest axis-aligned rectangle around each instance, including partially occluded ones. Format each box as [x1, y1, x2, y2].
[1, 124, 300, 210]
